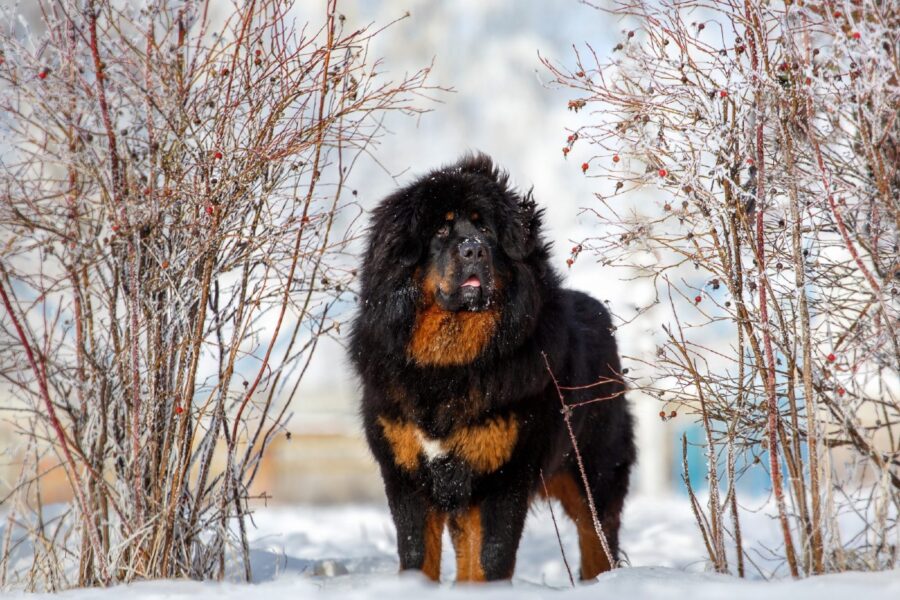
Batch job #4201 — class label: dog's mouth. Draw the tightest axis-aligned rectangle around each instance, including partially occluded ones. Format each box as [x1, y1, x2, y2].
[454, 271, 490, 311]
[461, 275, 481, 288]
[433, 271, 493, 312]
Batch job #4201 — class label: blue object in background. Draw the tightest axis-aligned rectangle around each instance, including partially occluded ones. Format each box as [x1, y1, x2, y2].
[674, 422, 771, 496]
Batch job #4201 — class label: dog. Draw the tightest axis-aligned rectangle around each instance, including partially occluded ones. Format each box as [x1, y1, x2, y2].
[350, 153, 634, 582]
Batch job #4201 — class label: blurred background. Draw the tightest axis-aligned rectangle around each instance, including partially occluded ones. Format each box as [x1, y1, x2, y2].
[0, 0, 682, 506]
[274, 0, 680, 504]
[263, 0, 682, 504]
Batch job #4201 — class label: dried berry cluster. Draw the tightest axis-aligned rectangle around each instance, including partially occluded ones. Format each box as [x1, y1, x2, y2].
[546, 0, 899, 578]
[0, 0, 431, 589]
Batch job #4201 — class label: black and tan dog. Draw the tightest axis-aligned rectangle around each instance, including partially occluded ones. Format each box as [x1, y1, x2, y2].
[350, 154, 634, 582]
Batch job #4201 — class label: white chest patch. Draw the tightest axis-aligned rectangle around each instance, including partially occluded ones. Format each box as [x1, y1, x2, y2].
[415, 429, 448, 461]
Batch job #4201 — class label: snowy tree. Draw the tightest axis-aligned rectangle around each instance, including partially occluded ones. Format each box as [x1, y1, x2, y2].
[546, 0, 898, 577]
[0, 0, 432, 588]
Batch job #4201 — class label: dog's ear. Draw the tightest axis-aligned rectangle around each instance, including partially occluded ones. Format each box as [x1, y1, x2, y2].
[396, 209, 422, 266]
[367, 192, 423, 269]
[500, 189, 542, 261]
[397, 232, 422, 267]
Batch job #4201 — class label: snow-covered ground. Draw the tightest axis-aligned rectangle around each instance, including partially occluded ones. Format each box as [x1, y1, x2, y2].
[6, 495, 899, 599]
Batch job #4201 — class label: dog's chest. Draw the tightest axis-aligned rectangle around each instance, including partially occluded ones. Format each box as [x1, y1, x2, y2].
[415, 428, 449, 461]
[377, 412, 519, 475]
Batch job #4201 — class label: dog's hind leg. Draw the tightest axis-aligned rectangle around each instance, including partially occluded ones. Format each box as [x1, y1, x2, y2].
[544, 469, 626, 580]
[449, 489, 528, 582]
[449, 505, 485, 581]
[420, 507, 447, 581]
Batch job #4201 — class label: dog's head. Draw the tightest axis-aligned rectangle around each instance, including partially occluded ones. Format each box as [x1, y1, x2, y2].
[394, 154, 543, 309]
[422, 204, 498, 312]
[354, 153, 550, 364]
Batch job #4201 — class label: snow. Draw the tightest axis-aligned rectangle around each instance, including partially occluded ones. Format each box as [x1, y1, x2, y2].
[13, 569, 900, 600]
[6, 495, 899, 599]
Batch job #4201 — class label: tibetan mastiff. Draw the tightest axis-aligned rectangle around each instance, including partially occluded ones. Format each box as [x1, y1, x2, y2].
[350, 154, 634, 582]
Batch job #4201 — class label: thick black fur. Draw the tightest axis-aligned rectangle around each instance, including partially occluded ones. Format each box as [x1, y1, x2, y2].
[350, 154, 635, 581]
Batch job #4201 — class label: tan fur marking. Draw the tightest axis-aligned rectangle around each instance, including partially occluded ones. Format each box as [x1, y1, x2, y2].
[377, 417, 420, 471]
[408, 270, 499, 366]
[445, 211, 455, 221]
[543, 472, 612, 579]
[448, 415, 518, 473]
[450, 506, 486, 582]
[423, 509, 446, 581]
[470, 211, 479, 221]
[408, 306, 499, 366]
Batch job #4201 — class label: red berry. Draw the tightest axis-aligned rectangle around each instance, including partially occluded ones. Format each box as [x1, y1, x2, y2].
[746, 157, 754, 165]
[255, 49, 262, 57]
[694, 295, 702, 303]
[575, 71, 585, 78]
[143, 187, 151, 195]
[111, 224, 119, 232]
[658, 168, 668, 177]
[175, 405, 184, 415]
[837, 387, 845, 397]
[566, 258, 574, 267]
[38, 69, 48, 80]
[805, 77, 812, 85]
[567, 134, 575, 143]
[719, 90, 728, 98]
[612, 154, 620, 163]
[205, 204, 214, 216]
[658, 411, 667, 420]
[562, 147, 570, 155]
[827, 353, 836, 362]
[851, 32, 861, 40]
[214, 151, 223, 160]
[581, 162, 589, 172]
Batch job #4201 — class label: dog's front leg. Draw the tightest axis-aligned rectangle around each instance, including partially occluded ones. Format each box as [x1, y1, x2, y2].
[384, 474, 446, 581]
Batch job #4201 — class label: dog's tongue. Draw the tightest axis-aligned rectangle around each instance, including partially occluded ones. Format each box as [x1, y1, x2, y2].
[461, 275, 481, 288]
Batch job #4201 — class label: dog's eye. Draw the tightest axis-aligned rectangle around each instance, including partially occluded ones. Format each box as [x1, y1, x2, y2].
[436, 224, 450, 238]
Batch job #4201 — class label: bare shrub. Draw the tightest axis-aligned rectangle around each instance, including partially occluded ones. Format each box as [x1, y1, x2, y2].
[0, 0, 432, 589]
[544, 0, 898, 577]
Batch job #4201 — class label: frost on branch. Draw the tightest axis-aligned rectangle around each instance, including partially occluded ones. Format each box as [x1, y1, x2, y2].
[0, 0, 433, 589]
[545, 0, 898, 578]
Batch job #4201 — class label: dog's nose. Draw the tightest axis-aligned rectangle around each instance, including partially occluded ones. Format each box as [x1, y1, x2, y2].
[458, 239, 487, 261]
